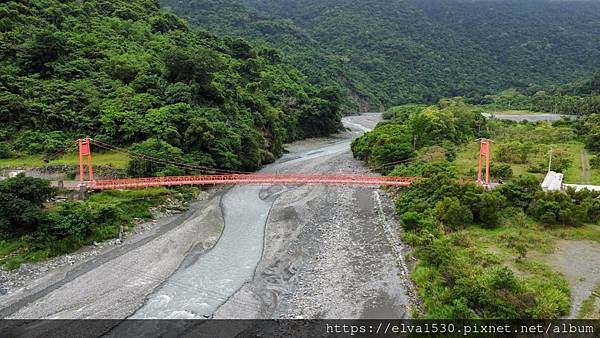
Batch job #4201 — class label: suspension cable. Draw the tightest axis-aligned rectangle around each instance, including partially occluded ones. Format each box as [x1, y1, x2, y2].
[43, 141, 79, 163]
[91, 139, 254, 175]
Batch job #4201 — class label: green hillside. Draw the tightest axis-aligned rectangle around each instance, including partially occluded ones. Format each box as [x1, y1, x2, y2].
[163, 0, 600, 108]
[0, 0, 342, 171]
[159, 0, 382, 111]
[412, 0, 600, 87]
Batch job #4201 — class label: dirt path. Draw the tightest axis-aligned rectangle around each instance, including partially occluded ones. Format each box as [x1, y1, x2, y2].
[536, 239, 600, 318]
[581, 149, 592, 185]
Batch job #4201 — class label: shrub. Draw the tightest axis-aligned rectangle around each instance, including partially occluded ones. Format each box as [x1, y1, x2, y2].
[488, 266, 519, 292]
[419, 237, 453, 268]
[0, 142, 13, 159]
[477, 192, 507, 227]
[40, 201, 95, 241]
[400, 211, 434, 231]
[433, 197, 473, 230]
[0, 174, 55, 235]
[590, 155, 600, 169]
[389, 160, 458, 178]
[490, 163, 513, 180]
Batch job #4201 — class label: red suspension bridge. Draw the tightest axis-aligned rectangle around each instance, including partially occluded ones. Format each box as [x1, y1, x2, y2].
[72, 137, 417, 190]
[92, 174, 414, 190]
[64, 137, 491, 190]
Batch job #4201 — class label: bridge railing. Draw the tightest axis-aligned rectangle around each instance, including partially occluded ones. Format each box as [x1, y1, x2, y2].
[90, 174, 415, 190]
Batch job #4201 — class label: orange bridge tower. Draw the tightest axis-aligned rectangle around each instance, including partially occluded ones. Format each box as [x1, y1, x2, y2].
[477, 138, 491, 187]
[78, 137, 94, 187]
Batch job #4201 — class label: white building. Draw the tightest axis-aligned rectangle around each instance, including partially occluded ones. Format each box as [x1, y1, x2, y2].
[542, 171, 600, 192]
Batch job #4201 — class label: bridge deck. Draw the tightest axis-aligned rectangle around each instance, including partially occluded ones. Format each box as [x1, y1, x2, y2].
[89, 174, 414, 190]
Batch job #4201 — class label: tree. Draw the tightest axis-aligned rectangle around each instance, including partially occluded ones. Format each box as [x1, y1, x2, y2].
[0, 174, 55, 235]
[490, 163, 513, 180]
[0, 173, 55, 206]
[527, 190, 590, 226]
[409, 111, 432, 149]
[24, 29, 68, 75]
[164, 82, 193, 104]
[99, 108, 147, 144]
[590, 155, 600, 170]
[106, 52, 150, 84]
[164, 48, 221, 85]
[496, 175, 540, 209]
[0, 142, 12, 159]
[145, 104, 190, 146]
[0, 0, 344, 175]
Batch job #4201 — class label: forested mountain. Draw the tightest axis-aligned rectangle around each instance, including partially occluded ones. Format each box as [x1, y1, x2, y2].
[159, 0, 380, 111]
[162, 0, 600, 109]
[0, 0, 342, 170]
[412, 0, 600, 89]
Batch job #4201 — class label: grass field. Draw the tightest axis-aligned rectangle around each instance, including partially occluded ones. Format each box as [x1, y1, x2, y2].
[0, 151, 129, 169]
[460, 211, 600, 317]
[454, 140, 600, 185]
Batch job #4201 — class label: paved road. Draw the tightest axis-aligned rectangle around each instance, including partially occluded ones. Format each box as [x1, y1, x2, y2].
[482, 112, 576, 122]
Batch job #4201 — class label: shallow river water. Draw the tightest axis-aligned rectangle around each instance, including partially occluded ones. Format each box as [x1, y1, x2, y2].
[132, 118, 368, 319]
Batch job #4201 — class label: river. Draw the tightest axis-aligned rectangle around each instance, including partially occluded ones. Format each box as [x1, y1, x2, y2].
[132, 116, 376, 319]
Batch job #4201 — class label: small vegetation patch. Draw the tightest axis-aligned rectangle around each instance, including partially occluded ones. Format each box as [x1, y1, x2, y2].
[577, 283, 600, 319]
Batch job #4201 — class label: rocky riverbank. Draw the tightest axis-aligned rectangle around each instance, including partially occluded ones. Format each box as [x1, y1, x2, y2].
[0, 189, 226, 319]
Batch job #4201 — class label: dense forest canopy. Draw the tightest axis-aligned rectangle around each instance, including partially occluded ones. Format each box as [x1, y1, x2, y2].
[159, 0, 377, 111]
[162, 0, 600, 110]
[0, 0, 343, 170]
[413, 0, 600, 82]
[474, 69, 600, 117]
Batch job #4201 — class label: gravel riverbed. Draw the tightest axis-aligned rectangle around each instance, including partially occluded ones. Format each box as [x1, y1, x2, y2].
[214, 114, 415, 319]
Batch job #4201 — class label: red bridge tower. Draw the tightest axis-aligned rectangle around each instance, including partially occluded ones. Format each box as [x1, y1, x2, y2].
[477, 138, 491, 187]
[79, 137, 94, 187]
